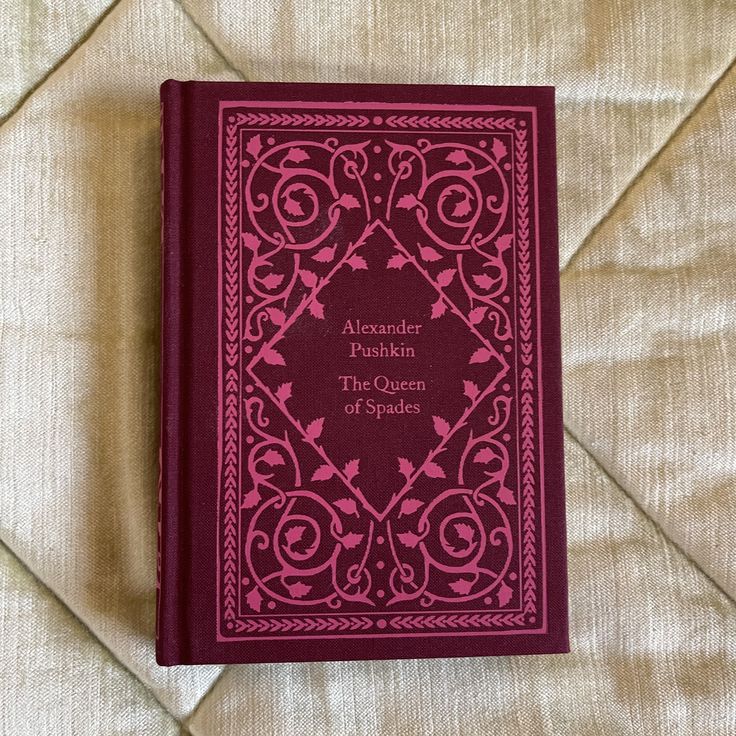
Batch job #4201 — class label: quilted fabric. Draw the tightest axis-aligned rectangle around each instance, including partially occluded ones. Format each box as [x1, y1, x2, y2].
[1, 0, 734, 733]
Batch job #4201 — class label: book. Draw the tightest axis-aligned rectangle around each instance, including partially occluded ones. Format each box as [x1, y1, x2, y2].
[158, 80, 568, 665]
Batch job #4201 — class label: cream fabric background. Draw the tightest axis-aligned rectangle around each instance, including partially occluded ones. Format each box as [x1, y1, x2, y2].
[1, 0, 734, 734]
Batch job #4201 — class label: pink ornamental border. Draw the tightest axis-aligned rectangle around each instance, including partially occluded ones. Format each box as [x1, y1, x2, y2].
[216, 101, 546, 641]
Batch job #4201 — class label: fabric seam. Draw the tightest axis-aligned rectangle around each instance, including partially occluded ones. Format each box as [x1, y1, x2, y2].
[0, 0, 124, 129]
[560, 53, 736, 274]
[172, 0, 249, 81]
[0, 536, 195, 732]
[564, 427, 736, 610]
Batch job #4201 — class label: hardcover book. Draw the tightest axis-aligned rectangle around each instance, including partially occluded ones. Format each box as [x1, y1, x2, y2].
[157, 80, 568, 665]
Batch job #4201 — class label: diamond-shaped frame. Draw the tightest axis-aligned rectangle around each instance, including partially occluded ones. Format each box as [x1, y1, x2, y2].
[245, 218, 510, 521]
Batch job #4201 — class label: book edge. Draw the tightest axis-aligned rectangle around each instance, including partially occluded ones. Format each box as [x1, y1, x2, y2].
[157, 79, 186, 666]
[537, 92, 570, 653]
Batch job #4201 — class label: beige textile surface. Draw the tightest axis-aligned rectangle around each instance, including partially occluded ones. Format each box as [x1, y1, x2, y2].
[1, 0, 735, 733]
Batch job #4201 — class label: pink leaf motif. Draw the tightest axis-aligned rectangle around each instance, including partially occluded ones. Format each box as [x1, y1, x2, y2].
[261, 449, 285, 466]
[448, 578, 474, 595]
[309, 300, 325, 319]
[343, 459, 360, 482]
[491, 137, 508, 162]
[260, 273, 285, 290]
[285, 147, 309, 163]
[397, 531, 422, 549]
[285, 581, 312, 599]
[463, 380, 480, 401]
[282, 193, 304, 217]
[452, 196, 473, 218]
[473, 447, 497, 464]
[340, 532, 364, 550]
[312, 245, 336, 263]
[245, 134, 262, 159]
[275, 382, 292, 403]
[387, 253, 409, 270]
[284, 525, 305, 547]
[468, 306, 487, 324]
[334, 498, 358, 516]
[299, 269, 318, 288]
[347, 255, 368, 271]
[311, 464, 334, 482]
[446, 149, 470, 165]
[431, 297, 447, 319]
[473, 273, 496, 290]
[242, 232, 261, 250]
[266, 307, 286, 326]
[245, 586, 263, 612]
[399, 498, 424, 517]
[397, 193, 419, 210]
[454, 522, 475, 544]
[423, 461, 446, 479]
[497, 486, 516, 506]
[305, 417, 325, 440]
[242, 488, 261, 509]
[469, 348, 492, 364]
[497, 580, 513, 608]
[419, 246, 442, 262]
[437, 268, 456, 287]
[495, 233, 514, 252]
[432, 415, 450, 437]
[262, 347, 286, 366]
[398, 457, 414, 481]
[337, 193, 360, 209]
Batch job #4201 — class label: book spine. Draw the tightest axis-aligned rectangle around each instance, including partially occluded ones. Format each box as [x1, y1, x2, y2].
[157, 80, 186, 665]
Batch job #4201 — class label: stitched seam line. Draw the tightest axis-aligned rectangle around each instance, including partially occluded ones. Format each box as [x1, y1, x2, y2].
[560, 53, 736, 275]
[173, 0, 249, 80]
[564, 426, 736, 610]
[0, 535, 193, 732]
[0, 0, 125, 130]
[184, 668, 229, 732]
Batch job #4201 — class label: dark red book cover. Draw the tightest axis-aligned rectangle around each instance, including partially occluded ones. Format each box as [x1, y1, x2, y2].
[157, 80, 568, 665]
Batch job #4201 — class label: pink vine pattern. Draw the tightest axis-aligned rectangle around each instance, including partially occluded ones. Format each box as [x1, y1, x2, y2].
[218, 107, 541, 638]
